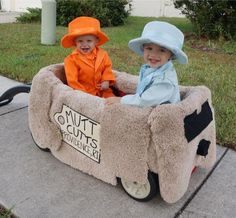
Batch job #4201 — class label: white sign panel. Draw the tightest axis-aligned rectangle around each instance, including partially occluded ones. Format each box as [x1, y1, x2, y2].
[54, 105, 101, 163]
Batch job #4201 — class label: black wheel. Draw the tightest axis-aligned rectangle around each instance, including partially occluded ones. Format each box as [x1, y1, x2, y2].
[119, 171, 158, 202]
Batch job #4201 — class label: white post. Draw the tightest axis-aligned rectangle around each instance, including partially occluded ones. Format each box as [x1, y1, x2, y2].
[41, 0, 56, 45]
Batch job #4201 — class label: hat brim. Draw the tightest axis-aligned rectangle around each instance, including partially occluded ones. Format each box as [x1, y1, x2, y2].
[128, 38, 188, 64]
[61, 29, 109, 48]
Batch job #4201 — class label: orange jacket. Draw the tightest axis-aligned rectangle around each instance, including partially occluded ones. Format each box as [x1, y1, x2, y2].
[64, 47, 115, 96]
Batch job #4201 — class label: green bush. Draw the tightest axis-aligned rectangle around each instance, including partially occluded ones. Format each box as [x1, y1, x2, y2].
[56, 0, 130, 27]
[16, 0, 130, 27]
[56, 0, 86, 26]
[16, 8, 41, 23]
[174, 0, 236, 40]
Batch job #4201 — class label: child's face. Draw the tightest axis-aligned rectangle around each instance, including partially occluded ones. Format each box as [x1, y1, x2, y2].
[143, 43, 172, 68]
[75, 35, 98, 54]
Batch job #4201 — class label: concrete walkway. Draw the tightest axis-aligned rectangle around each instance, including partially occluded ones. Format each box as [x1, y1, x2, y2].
[0, 75, 236, 218]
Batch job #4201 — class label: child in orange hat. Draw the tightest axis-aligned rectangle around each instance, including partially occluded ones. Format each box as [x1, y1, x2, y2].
[61, 16, 116, 98]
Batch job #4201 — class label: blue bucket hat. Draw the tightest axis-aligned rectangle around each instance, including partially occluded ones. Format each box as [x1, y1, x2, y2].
[128, 21, 188, 64]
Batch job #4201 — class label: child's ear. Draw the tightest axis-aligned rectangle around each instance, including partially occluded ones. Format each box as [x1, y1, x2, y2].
[141, 45, 144, 52]
[96, 37, 99, 44]
[169, 53, 175, 61]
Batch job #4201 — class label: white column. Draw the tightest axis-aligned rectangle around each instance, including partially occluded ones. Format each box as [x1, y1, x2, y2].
[41, 0, 56, 45]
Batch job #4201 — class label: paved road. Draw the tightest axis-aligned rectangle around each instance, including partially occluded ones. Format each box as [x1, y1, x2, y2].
[0, 75, 236, 218]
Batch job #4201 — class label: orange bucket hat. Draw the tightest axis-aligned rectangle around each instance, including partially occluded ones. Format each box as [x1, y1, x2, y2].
[61, 16, 109, 48]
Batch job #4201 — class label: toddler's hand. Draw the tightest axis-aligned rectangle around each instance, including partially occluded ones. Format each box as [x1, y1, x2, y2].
[105, 97, 121, 105]
[100, 81, 109, 90]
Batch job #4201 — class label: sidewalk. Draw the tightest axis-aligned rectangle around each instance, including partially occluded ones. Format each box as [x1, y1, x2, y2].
[0, 75, 236, 218]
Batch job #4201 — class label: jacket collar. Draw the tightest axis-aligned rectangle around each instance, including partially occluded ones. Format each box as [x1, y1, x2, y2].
[137, 61, 173, 95]
[72, 47, 106, 71]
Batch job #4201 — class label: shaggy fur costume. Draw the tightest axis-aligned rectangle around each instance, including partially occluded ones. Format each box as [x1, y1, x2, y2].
[28, 63, 216, 203]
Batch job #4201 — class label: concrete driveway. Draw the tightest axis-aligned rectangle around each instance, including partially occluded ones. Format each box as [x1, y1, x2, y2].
[0, 75, 236, 218]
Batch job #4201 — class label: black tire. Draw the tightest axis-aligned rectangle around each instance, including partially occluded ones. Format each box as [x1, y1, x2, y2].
[119, 171, 158, 202]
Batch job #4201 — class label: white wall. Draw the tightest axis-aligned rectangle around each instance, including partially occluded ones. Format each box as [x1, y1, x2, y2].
[129, 0, 184, 17]
[1, 0, 184, 17]
[1, 0, 41, 12]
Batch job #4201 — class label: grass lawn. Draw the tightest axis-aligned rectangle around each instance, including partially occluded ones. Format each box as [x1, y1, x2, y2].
[0, 16, 235, 149]
[0, 204, 15, 218]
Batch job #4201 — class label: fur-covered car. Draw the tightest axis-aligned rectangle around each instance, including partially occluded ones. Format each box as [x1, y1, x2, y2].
[28, 63, 216, 203]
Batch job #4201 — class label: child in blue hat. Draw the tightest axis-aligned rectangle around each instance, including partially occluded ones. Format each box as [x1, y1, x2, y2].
[106, 21, 188, 107]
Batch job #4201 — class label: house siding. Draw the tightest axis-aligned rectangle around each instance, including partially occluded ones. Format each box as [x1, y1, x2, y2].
[0, 0, 184, 17]
[129, 0, 184, 17]
[1, 0, 41, 12]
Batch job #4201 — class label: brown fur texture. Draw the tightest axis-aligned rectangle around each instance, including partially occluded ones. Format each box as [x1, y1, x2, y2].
[28, 64, 216, 203]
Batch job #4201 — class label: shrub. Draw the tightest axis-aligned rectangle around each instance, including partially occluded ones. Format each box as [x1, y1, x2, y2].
[16, 8, 41, 23]
[16, 0, 130, 27]
[56, 0, 86, 26]
[174, 0, 236, 40]
[56, 0, 130, 27]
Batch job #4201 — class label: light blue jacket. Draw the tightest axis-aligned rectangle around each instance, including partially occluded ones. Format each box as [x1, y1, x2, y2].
[121, 61, 180, 107]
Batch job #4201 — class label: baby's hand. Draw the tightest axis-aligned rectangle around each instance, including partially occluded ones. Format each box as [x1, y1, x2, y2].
[105, 97, 121, 105]
[100, 81, 109, 90]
